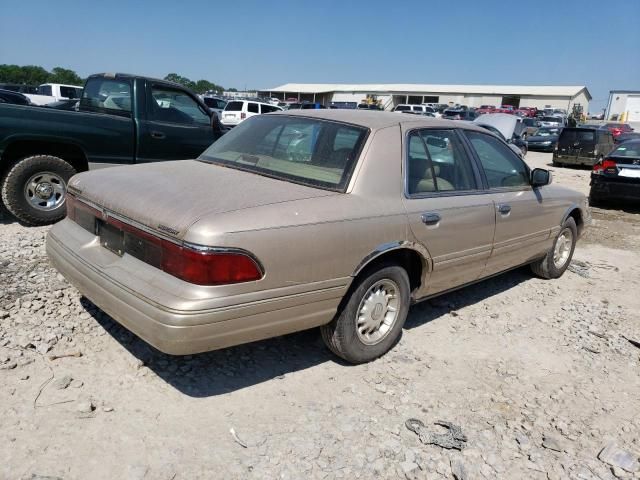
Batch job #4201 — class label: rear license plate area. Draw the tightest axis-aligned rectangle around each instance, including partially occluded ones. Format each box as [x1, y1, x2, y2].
[98, 221, 124, 256]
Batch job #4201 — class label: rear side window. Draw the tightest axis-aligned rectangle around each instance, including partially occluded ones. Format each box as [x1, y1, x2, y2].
[247, 102, 259, 114]
[406, 129, 477, 194]
[80, 78, 132, 116]
[225, 101, 243, 111]
[59, 86, 80, 99]
[465, 131, 529, 188]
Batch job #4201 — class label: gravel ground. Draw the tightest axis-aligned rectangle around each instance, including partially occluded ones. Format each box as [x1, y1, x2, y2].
[1, 151, 640, 480]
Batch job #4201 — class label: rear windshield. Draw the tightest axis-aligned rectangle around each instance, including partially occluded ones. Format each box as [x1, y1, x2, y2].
[199, 115, 369, 191]
[559, 128, 595, 144]
[225, 101, 243, 111]
[610, 143, 640, 157]
[542, 116, 561, 122]
[203, 97, 226, 109]
[535, 127, 561, 136]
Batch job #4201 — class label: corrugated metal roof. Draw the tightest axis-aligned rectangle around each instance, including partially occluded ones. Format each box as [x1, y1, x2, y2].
[263, 83, 591, 98]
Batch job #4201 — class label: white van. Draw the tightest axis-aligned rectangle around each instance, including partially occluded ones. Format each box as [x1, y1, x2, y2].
[25, 83, 83, 105]
[221, 100, 282, 127]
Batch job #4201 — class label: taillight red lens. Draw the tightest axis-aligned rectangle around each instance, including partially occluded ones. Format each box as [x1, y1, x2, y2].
[161, 242, 262, 285]
[241, 112, 246, 119]
[593, 158, 617, 174]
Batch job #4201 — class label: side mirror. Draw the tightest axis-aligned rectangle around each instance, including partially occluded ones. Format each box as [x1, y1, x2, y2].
[531, 168, 552, 187]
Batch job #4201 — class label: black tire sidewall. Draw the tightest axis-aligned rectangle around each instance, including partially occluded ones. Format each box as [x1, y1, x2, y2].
[334, 265, 410, 363]
[1, 155, 76, 225]
[545, 217, 578, 278]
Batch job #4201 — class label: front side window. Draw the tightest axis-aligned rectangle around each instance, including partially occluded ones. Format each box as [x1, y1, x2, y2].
[199, 115, 368, 191]
[80, 78, 132, 115]
[465, 131, 529, 188]
[149, 86, 210, 125]
[406, 129, 477, 194]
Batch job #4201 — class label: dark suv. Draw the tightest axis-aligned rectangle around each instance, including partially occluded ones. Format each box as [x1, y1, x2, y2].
[553, 127, 615, 167]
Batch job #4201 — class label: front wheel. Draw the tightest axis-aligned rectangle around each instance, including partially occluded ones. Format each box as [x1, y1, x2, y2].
[321, 264, 410, 364]
[530, 217, 577, 279]
[1, 155, 76, 226]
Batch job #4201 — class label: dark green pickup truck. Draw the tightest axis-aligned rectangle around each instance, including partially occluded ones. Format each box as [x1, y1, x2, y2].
[0, 73, 224, 225]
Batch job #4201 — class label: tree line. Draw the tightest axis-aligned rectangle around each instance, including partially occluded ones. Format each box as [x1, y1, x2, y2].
[0, 65, 232, 94]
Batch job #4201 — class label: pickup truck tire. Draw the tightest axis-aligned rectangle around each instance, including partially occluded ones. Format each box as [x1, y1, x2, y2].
[1, 155, 76, 226]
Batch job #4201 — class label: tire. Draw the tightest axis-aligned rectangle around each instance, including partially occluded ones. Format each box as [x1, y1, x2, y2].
[1, 155, 76, 226]
[321, 263, 410, 364]
[530, 216, 577, 279]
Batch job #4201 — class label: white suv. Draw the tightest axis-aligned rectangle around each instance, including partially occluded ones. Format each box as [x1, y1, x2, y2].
[221, 100, 282, 127]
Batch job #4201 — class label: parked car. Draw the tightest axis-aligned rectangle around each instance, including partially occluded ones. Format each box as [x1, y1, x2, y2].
[495, 105, 516, 114]
[521, 118, 541, 138]
[46, 110, 588, 364]
[604, 122, 634, 139]
[539, 116, 565, 127]
[527, 127, 562, 152]
[473, 113, 528, 157]
[0, 83, 39, 95]
[25, 83, 83, 106]
[394, 104, 431, 114]
[475, 105, 497, 115]
[615, 132, 640, 144]
[590, 139, 640, 206]
[220, 100, 282, 127]
[442, 109, 476, 120]
[553, 126, 615, 167]
[42, 99, 79, 111]
[0, 73, 224, 225]
[201, 96, 227, 119]
[0, 89, 32, 105]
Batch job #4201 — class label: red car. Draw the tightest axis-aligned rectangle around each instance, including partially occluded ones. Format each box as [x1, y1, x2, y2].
[495, 105, 516, 114]
[516, 107, 537, 117]
[605, 123, 634, 138]
[476, 105, 497, 115]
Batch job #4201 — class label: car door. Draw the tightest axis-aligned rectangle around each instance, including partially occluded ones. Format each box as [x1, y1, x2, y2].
[401, 128, 495, 296]
[463, 130, 559, 277]
[137, 83, 214, 162]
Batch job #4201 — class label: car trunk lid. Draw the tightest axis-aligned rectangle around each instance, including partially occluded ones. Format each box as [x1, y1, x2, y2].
[68, 160, 335, 240]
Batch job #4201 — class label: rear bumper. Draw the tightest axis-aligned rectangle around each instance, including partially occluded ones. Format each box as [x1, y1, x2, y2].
[590, 175, 640, 201]
[554, 154, 597, 166]
[46, 221, 347, 355]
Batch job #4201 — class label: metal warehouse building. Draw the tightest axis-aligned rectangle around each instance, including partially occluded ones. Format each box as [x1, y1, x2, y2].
[605, 90, 640, 122]
[259, 83, 591, 112]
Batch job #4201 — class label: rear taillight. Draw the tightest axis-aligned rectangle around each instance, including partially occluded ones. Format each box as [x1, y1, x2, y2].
[241, 112, 246, 119]
[593, 158, 617, 175]
[66, 196, 263, 285]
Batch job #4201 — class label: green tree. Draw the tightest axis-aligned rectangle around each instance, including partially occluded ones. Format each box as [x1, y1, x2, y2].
[48, 67, 83, 85]
[0, 64, 50, 85]
[164, 73, 195, 90]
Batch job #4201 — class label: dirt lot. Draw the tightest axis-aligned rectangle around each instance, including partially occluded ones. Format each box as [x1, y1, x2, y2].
[1, 151, 639, 480]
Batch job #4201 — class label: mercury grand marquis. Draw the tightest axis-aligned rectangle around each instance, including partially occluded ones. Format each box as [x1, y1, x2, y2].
[46, 110, 589, 363]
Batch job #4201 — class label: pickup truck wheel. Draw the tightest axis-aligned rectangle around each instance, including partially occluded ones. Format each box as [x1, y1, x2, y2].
[321, 263, 410, 364]
[530, 217, 577, 279]
[1, 155, 76, 226]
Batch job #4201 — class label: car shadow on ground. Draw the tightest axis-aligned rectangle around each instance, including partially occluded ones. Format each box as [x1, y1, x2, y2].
[591, 202, 640, 215]
[85, 266, 533, 398]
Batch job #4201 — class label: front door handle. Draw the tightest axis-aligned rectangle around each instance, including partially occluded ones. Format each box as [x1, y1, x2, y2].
[150, 131, 166, 139]
[421, 212, 441, 225]
[497, 204, 512, 214]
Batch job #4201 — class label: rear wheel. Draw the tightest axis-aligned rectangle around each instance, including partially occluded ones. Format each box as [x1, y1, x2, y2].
[321, 264, 410, 364]
[530, 217, 577, 279]
[1, 155, 76, 225]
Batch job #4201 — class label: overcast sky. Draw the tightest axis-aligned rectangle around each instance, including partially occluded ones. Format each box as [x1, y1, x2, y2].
[2, 0, 638, 111]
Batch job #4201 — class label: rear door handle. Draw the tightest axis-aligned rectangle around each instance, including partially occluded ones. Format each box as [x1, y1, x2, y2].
[150, 131, 166, 139]
[497, 204, 512, 214]
[421, 212, 441, 225]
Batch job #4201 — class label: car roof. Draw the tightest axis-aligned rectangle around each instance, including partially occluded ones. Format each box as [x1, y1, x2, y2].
[270, 109, 488, 132]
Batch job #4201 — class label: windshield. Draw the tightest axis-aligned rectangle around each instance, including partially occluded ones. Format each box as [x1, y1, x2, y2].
[535, 127, 560, 136]
[199, 115, 368, 191]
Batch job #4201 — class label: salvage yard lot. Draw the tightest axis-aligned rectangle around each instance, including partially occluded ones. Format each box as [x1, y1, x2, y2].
[1, 151, 640, 480]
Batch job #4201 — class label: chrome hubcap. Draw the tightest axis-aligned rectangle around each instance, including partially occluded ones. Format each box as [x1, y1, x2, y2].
[356, 279, 400, 345]
[553, 229, 573, 268]
[24, 172, 66, 211]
